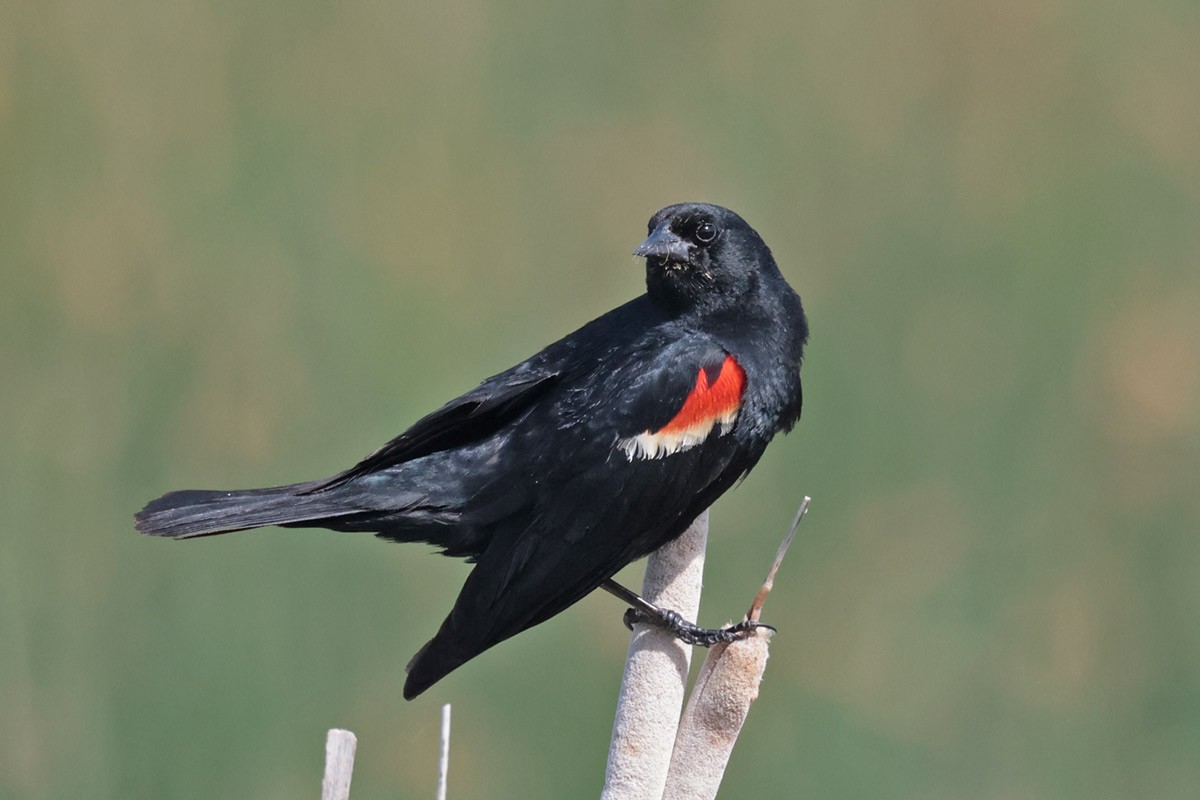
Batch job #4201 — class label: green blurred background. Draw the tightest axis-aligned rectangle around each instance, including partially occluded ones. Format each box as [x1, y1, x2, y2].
[3, 1, 1198, 797]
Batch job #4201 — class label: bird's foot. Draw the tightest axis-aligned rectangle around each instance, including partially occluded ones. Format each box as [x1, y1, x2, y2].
[622, 606, 775, 646]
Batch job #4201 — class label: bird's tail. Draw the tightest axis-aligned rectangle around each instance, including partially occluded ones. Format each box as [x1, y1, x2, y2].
[134, 481, 358, 540]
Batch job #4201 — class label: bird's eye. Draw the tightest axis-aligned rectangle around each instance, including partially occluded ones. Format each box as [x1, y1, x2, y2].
[694, 221, 719, 245]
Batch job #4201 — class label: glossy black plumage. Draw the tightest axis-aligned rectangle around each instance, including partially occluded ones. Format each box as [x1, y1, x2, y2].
[135, 203, 808, 699]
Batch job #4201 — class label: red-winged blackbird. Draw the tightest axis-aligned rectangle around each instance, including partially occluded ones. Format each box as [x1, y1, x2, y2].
[136, 203, 808, 699]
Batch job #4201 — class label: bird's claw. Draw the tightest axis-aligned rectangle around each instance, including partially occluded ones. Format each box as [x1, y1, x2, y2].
[622, 606, 775, 646]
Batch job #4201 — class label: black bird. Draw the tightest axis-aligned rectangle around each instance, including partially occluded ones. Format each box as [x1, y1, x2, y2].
[136, 203, 808, 699]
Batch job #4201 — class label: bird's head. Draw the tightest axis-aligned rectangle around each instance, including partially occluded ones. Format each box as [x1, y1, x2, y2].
[635, 203, 775, 314]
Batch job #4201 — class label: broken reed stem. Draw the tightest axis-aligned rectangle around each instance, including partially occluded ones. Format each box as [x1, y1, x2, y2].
[321, 729, 358, 800]
[748, 496, 811, 621]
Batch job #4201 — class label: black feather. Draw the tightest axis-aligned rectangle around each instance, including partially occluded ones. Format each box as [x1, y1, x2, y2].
[134, 482, 355, 539]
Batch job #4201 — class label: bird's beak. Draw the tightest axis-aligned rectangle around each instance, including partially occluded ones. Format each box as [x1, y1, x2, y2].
[634, 224, 689, 263]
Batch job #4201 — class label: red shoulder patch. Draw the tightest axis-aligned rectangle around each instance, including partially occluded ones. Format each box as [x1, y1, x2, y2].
[659, 355, 746, 434]
[619, 355, 746, 460]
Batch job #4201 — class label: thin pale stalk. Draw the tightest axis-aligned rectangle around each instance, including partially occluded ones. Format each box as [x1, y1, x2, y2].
[436, 704, 451, 800]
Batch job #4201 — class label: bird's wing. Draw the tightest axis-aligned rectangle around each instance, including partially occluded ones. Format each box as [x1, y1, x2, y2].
[607, 341, 747, 461]
[304, 367, 560, 493]
[404, 336, 759, 697]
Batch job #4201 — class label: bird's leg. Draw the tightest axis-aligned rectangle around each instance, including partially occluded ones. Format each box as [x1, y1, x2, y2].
[599, 579, 774, 647]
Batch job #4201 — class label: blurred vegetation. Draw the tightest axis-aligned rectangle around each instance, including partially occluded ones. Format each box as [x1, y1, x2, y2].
[2, 1, 1198, 798]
